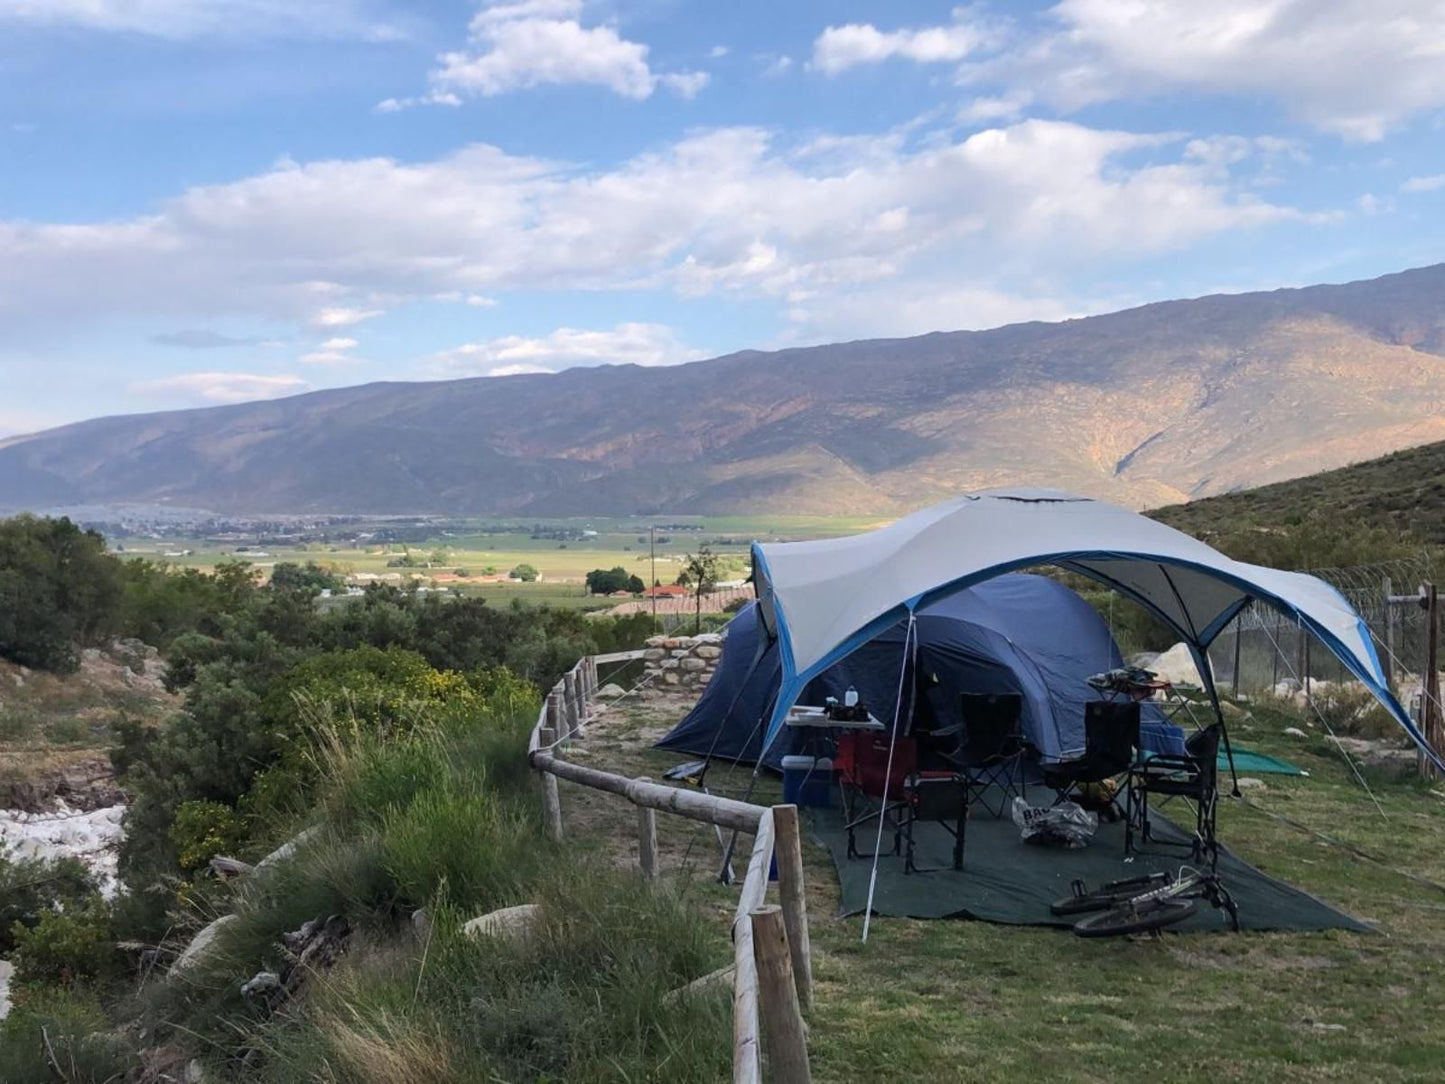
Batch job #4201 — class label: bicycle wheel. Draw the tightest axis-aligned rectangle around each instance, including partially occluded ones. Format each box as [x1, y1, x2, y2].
[1049, 873, 1172, 917]
[1072, 897, 1198, 938]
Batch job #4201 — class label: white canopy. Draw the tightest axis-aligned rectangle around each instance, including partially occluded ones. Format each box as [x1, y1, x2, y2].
[752, 488, 1438, 768]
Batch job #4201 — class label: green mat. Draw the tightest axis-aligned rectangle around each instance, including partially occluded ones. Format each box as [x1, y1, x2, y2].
[1220, 745, 1306, 776]
[808, 798, 1367, 933]
[1143, 743, 1305, 777]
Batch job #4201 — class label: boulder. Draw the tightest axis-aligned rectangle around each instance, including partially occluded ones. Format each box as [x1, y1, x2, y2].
[596, 683, 626, 699]
[1235, 777, 1268, 792]
[645, 636, 668, 648]
[1283, 726, 1308, 739]
[694, 633, 724, 645]
[680, 657, 707, 672]
[256, 825, 321, 871]
[662, 671, 681, 685]
[463, 903, 541, 943]
[670, 648, 691, 659]
[643, 648, 666, 662]
[694, 645, 722, 660]
[1149, 642, 1202, 687]
[660, 658, 680, 670]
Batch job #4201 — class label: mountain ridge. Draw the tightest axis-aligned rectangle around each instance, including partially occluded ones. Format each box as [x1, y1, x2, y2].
[6, 262, 1445, 516]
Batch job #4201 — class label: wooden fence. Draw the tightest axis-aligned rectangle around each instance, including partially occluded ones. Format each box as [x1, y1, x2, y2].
[527, 652, 813, 1083]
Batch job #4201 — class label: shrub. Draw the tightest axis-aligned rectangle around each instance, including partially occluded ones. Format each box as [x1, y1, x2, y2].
[170, 799, 245, 869]
[508, 564, 538, 583]
[0, 848, 95, 954]
[9, 899, 119, 985]
[0, 986, 135, 1084]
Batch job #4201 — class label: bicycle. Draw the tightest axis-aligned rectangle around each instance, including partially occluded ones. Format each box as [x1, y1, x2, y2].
[1050, 867, 1240, 937]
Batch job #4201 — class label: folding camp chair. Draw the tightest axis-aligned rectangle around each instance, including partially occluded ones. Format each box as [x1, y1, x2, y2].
[1037, 701, 1140, 815]
[1126, 722, 1223, 868]
[837, 733, 914, 862]
[953, 692, 1026, 818]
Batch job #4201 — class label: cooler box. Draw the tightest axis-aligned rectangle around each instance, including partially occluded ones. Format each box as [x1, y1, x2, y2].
[781, 755, 833, 808]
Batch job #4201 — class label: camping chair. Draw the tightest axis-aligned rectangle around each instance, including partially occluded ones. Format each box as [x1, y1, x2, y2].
[899, 772, 968, 874]
[1125, 722, 1223, 868]
[837, 733, 915, 862]
[953, 692, 1026, 818]
[1037, 701, 1140, 815]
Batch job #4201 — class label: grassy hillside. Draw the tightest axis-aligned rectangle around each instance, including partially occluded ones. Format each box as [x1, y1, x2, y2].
[1148, 437, 1445, 569]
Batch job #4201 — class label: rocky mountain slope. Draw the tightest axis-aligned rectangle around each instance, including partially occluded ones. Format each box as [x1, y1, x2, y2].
[6, 264, 1445, 515]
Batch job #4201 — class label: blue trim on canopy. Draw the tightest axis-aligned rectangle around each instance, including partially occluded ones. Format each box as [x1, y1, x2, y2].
[754, 545, 1445, 774]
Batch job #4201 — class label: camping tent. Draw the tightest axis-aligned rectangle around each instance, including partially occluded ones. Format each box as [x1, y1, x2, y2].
[750, 488, 1442, 771]
[657, 573, 1184, 769]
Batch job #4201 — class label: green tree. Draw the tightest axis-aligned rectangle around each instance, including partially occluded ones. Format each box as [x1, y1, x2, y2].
[0, 515, 125, 672]
[510, 563, 539, 583]
[269, 560, 343, 596]
[679, 546, 721, 634]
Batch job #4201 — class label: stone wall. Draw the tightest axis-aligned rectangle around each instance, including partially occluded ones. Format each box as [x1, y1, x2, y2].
[643, 633, 723, 691]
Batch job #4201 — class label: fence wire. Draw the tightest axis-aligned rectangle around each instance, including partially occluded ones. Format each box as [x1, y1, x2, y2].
[1206, 553, 1437, 717]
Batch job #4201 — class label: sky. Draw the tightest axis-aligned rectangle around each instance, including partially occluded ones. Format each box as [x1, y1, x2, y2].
[2, 0, 1444, 437]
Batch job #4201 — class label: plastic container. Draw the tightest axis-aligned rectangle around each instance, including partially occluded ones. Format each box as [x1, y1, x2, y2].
[781, 755, 834, 808]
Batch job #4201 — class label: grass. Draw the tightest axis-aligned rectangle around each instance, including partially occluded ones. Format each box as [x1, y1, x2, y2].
[0, 690, 733, 1084]
[552, 686, 1445, 1084]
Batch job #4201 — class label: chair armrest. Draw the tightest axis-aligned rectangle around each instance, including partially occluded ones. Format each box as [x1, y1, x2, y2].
[1135, 754, 1201, 774]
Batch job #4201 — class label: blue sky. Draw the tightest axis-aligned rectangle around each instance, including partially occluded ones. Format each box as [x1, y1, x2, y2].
[2, 0, 1444, 436]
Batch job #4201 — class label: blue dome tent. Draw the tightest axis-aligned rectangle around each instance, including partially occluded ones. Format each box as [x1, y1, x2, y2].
[656, 573, 1184, 769]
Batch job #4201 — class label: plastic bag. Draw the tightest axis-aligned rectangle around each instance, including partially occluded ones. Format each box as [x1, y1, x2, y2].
[1010, 796, 1099, 849]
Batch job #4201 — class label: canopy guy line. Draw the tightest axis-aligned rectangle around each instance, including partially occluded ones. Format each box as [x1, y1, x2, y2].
[1257, 613, 1388, 819]
[862, 610, 918, 944]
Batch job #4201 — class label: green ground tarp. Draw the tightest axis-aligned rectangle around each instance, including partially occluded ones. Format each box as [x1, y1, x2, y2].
[1220, 745, 1306, 776]
[808, 798, 1367, 933]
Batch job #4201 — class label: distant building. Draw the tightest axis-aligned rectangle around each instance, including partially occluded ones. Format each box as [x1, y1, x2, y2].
[643, 584, 690, 598]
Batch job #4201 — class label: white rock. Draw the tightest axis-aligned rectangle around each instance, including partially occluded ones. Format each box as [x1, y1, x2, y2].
[0, 960, 11, 1022]
[1235, 777, 1268, 791]
[1148, 643, 1202, 687]
[255, 825, 321, 871]
[694, 645, 722, 660]
[0, 803, 127, 898]
[462, 903, 541, 943]
[680, 657, 707, 671]
[1283, 727, 1308, 739]
[596, 683, 626, 699]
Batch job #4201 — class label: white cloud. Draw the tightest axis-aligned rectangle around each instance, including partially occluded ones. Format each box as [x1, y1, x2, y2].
[958, 93, 1030, 125]
[761, 55, 793, 77]
[981, 0, 1445, 141]
[1402, 174, 1445, 192]
[465, 294, 498, 307]
[0, 120, 1299, 342]
[709, 45, 728, 59]
[312, 307, 383, 328]
[0, 0, 400, 40]
[427, 0, 708, 101]
[134, 371, 310, 404]
[432, 322, 705, 376]
[812, 12, 995, 74]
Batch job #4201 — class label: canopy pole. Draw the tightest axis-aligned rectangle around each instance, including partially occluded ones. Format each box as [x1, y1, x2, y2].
[1193, 640, 1240, 798]
[862, 610, 918, 944]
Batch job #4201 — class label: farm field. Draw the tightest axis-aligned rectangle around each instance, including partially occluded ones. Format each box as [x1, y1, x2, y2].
[110, 515, 880, 604]
[558, 682, 1445, 1084]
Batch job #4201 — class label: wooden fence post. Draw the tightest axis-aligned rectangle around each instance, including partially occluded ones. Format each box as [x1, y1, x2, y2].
[771, 805, 812, 1012]
[750, 905, 811, 1084]
[637, 777, 659, 881]
[1426, 583, 1440, 779]
[547, 688, 566, 740]
[538, 726, 562, 841]
[563, 670, 580, 735]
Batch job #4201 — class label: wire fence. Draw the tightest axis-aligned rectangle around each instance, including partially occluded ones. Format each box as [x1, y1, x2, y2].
[1206, 554, 1437, 715]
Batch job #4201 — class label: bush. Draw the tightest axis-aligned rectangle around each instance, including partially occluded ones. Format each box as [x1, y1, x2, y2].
[508, 564, 538, 583]
[170, 799, 246, 869]
[0, 986, 136, 1084]
[0, 848, 96, 954]
[9, 899, 119, 985]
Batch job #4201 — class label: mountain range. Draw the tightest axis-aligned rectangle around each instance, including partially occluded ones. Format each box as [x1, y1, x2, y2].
[6, 263, 1445, 516]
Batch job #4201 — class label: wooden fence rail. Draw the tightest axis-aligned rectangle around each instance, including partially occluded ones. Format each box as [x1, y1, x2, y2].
[526, 654, 812, 1083]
